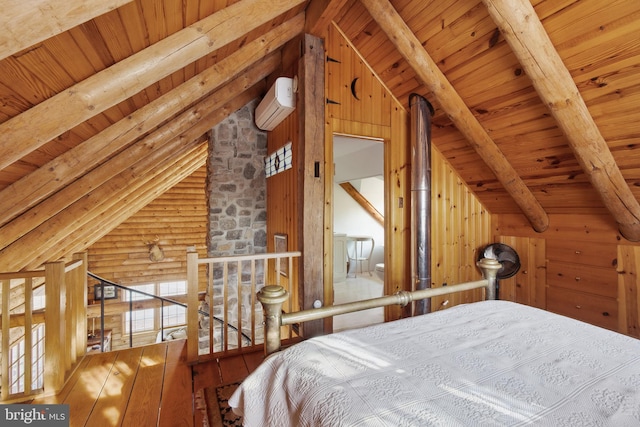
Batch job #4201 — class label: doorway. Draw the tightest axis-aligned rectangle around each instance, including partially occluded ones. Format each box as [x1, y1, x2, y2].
[332, 134, 385, 331]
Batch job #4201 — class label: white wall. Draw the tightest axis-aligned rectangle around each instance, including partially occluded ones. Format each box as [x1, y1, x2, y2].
[333, 177, 385, 271]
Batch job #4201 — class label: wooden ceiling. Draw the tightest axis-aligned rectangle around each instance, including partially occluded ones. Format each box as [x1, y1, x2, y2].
[1, 0, 640, 270]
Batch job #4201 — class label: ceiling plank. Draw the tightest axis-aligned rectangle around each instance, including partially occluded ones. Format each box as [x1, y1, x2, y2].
[482, 0, 640, 242]
[305, 0, 352, 36]
[0, 14, 303, 227]
[0, 0, 305, 172]
[358, 0, 549, 233]
[0, 0, 133, 61]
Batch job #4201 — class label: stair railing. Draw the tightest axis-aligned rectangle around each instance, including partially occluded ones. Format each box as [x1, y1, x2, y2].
[186, 248, 301, 363]
[87, 272, 251, 351]
[0, 252, 87, 402]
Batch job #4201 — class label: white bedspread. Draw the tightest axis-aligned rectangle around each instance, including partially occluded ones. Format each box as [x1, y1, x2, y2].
[229, 300, 640, 426]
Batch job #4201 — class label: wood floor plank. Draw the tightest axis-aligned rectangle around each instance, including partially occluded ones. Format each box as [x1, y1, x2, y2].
[192, 359, 222, 391]
[85, 346, 144, 426]
[158, 341, 194, 427]
[63, 351, 119, 427]
[121, 343, 168, 427]
[30, 355, 93, 405]
[219, 354, 249, 384]
[243, 351, 265, 374]
[25, 341, 265, 426]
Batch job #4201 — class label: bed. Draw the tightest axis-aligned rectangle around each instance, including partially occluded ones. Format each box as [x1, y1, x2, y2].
[230, 298, 640, 425]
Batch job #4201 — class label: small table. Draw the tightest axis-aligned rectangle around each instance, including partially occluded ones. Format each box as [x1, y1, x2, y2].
[87, 329, 111, 353]
[347, 236, 374, 277]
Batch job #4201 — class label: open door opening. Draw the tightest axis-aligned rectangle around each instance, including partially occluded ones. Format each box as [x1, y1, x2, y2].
[332, 134, 385, 331]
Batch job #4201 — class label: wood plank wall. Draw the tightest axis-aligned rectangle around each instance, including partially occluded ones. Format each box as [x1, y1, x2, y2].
[325, 24, 493, 320]
[87, 166, 209, 348]
[495, 212, 640, 337]
[265, 107, 300, 314]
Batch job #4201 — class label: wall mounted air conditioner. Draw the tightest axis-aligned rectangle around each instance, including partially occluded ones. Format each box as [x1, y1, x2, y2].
[255, 77, 296, 131]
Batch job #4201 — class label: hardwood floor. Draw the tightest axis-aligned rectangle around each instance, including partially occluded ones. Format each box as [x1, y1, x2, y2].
[14, 282, 382, 426]
[25, 340, 264, 427]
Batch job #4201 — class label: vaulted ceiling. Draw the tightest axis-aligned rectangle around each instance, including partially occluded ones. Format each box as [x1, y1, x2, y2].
[1, 0, 640, 271]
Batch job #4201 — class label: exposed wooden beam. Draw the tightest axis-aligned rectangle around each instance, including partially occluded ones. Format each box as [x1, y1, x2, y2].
[40, 144, 209, 270]
[358, 0, 549, 233]
[0, 62, 271, 255]
[41, 82, 262, 268]
[482, 0, 640, 242]
[339, 182, 384, 226]
[298, 34, 326, 338]
[0, 0, 305, 172]
[0, 0, 133, 61]
[58, 90, 260, 265]
[0, 11, 303, 227]
[0, 80, 262, 271]
[1, 133, 204, 271]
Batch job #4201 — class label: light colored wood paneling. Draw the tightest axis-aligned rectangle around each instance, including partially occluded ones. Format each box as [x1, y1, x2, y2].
[333, 0, 640, 229]
[327, 24, 493, 320]
[88, 167, 208, 285]
[547, 261, 617, 298]
[496, 236, 547, 309]
[430, 147, 493, 310]
[618, 245, 640, 338]
[87, 167, 208, 349]
[266, 107, 300, 314]
[546, 287, 618, 331]
[495, 213, 640, 336]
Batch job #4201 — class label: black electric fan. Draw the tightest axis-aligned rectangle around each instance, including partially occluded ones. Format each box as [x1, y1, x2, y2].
[477, 243, 521, 298]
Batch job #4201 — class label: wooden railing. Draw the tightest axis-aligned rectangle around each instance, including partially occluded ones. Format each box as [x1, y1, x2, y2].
[0, 252, 87, 402]
[186, 249, 301, 363]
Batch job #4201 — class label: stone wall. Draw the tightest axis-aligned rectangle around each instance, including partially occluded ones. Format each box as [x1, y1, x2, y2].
[207, 98, 268, 256]
[204, 99, 267, 350]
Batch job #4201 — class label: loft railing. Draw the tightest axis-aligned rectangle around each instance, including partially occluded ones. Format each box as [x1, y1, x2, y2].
[0, 253, 87, 403]
[87, 272, 251, 351]
[186, 249, 302, 363]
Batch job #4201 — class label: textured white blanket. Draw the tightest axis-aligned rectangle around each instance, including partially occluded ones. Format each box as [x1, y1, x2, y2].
[230, 300, 640, 426]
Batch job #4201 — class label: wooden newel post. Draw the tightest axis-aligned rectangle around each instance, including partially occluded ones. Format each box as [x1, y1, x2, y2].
[476, 258, 502, 300]
[257, 285, 289, 356]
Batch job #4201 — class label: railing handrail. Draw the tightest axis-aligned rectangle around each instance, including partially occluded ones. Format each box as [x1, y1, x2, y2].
[196, 251, 302, 264]
[87, 271, 252, 349]
[87, 272, 193, 308]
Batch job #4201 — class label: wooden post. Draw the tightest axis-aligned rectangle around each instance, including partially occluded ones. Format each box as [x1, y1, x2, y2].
[297, 33, 326, 338]
[72, 252, 88, 359]
[186, 248, 200, 363]
[1, 279, 9, 400]
[23, 277, 33, 395]
[44, 260, 66, 393]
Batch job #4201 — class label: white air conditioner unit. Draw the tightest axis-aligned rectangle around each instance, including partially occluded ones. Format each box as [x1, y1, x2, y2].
[255, 77, 295, 131]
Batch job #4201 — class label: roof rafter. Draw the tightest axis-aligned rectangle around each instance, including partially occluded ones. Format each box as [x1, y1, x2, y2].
[0, 14, 303, 228]
[0, 0, 305, 172]
[358, 0, 549, 233]
[482, 0, 640, 241]
[0, 0, 133, 61]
